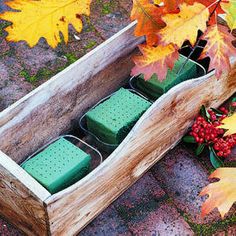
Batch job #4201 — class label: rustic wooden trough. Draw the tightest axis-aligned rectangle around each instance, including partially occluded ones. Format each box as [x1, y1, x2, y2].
[0, 21, 236, 236]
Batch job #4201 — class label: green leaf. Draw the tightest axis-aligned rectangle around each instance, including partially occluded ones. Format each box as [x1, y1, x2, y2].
[229, 106, 235, 114]
[229, 98, 236, 114]
[211, 108, 224, 115]
[195, 143, 205, 156]
[200, 105, 210, 121]
[209, 147, 224, 169]
[183, 136, 196, 143]
[231, 97, 236, 103]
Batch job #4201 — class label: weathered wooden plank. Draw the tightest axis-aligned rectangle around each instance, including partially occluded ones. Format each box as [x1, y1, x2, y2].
[0, 151, 50, 235]
[0, 22, 144, 163]
[45, 63, 236, 236]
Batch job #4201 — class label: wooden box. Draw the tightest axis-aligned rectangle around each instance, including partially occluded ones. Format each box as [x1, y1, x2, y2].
[0, 22, 236, 236]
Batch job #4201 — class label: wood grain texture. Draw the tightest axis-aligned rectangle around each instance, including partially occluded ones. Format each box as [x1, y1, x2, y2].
[45, 62, 236, 236]
[0, 22, 144, 164]
[0, 151, 50, 235]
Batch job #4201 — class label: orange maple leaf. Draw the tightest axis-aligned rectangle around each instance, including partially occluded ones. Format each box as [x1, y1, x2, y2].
[131, 43, 179, 81]
[201, 24, 236, 78]
[200, 168, 236, 218]
[161, 0, 196, 12]
[159, 3, 209, 47]
[131, 0, 166, 45]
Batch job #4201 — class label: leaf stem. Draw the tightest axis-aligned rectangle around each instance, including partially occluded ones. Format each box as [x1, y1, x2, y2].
[177, 37, 201, 76]
[207, 0, 221, 11]
[208, 0, 222, 21]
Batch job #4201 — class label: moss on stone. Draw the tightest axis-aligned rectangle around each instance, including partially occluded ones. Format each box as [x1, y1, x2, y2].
[19, 69, 38, 84]
[116, 195, 168, 222]
[65, 53, 78, 64]
[85, 40, 97, 50]
[181, 212, 236, 235]
[102, 3, 113, 14]
[20, 67, 55, 84]
[95, 0, 117, 15]
[36, 68, 54, 80]
[0, 21, 11, 37]
[83, 17, 96, 33]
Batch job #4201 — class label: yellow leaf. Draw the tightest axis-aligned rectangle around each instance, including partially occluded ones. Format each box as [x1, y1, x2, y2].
[221, 1, 236, 30]
[159, 3, 209, 47]
[218, 113, 236, 136]
[0, 0, 91, 48]
[153, 0, 162, 4]
[200, 168, 236, 218]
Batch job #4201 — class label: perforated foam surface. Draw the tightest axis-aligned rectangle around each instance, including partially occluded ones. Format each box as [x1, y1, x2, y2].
[85, 88, 151, 145]
[136, 55, 197, 99]
[22, 138, 91, 194]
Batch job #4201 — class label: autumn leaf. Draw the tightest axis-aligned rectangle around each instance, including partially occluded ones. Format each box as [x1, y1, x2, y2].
[153, 0, 162, 5]
[198, 0, 227, 25]
[201, 24, 236, 78]
[131, 43, 179, 81]
[198, 0, 226, 15]
[200, 168, 236, 218]
[221, 0, 236, 30]
[159, 3, 209, 47]
[158, 0, 180, 12]
[0, 0, 91, 48]
[131, 0, 166, 45]
[160, 0, 196, 12]
[218, 112, 236, 136]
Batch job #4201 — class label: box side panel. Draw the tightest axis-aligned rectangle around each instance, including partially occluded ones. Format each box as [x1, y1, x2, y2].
[0, 22, 144, 163]
[45, 64, 236, 236]
[0, 151, 50, 236]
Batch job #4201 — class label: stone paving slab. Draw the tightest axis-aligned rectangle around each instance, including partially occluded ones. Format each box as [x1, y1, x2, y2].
[223, 225, 236, 236]
[79, 205, 132, 236]
[151, 145, 222, 225]
[125, 202, 194, 236]
[79, 172, 194, 236]
[0, 218, 21, 236]
[113, 172, 166, 211]
[113, 172, 194, 236]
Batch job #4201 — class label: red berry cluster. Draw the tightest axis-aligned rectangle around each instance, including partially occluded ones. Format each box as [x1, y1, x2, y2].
[190, 116, 224, 144]
[232, 102, 236, 108]
[213, 135, 236, 157]
[189, 104, 236, 159]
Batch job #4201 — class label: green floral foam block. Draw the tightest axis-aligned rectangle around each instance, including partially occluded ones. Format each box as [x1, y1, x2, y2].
[86, 88, 151, 145]
[22, 138, 91, 194]
[136, 55, 198, 99]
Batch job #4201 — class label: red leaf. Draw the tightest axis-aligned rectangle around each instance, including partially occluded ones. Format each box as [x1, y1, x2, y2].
[202, 24, 236, 78]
